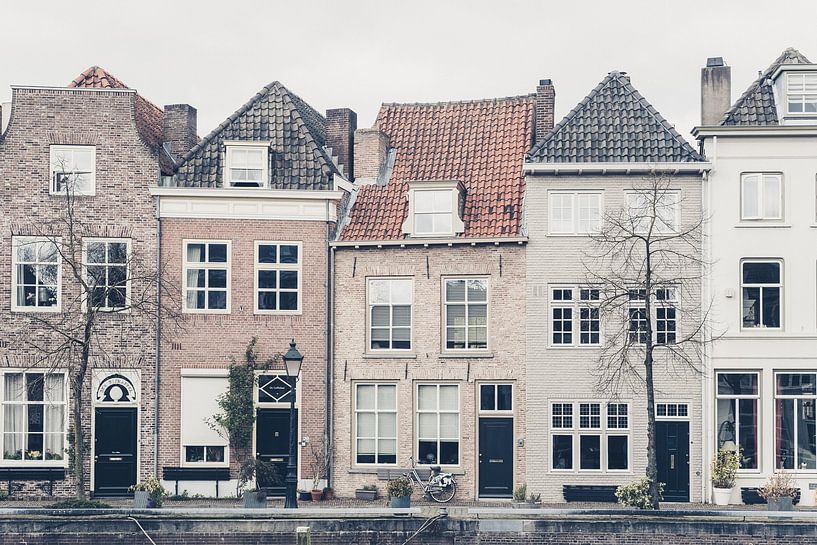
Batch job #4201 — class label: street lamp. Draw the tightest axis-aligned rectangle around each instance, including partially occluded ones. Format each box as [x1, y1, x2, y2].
[283, 339, 303, 509]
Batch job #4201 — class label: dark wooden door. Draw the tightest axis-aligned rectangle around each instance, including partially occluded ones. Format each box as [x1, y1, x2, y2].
[656, 420, 690, 501]
[94, 407, 137, 496]
[256, 408, 296, 496]
[478, 418, 514, 498]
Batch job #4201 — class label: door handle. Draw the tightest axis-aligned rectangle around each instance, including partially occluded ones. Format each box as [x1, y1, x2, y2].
[489, 459, 503, 463]
[670, 454, 675, 469]
[109, 457, 123, 461]
[268, 458, 284, 462]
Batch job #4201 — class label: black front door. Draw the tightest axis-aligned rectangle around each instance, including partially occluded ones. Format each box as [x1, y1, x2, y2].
[478, 417, 514, 498]
[94, 407, 137, 496]
[256, 408, 296, 496]
[656, 420, 690, 502]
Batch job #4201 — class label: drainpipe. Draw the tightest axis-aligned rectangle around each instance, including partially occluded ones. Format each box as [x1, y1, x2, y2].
[325, 199, 334, 486]
[154, 196, 162, 477]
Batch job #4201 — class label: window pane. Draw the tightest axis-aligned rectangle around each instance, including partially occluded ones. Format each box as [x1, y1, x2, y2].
[208, 291, 227, 309]
[798, 399, 817, 470]
[87, 242, 105, 263]
[776, 398, 795, 470]
[378, 413, 397, 438]
[762, 287, 780, 328]
[377, 385, 396, 411]
[742, 176, 759, 218]
[415, 214, 434, 233]
[186, 446, 204, 463]
[186, 244, 206, 262]
[447, 305, 466, 327]
[418, 441, 437, 464]
[552, 435, 573, 469]
[208, 269, 227, 288]
[206, 446, 225, 463]
[607, 436, 628, 470]
[717, 373, 759, 396]
[550, 193, 574, 233]
[208, 244, 228, 263]
[258, 292, 276, 310]
[579, 435, 601, 470]
[258, 245, 277, 264]
[439, 413, 458, 438]
[467, 280, 488, 302]
[777, 373, 817, 396]
[497, 385, 512, 411]
[392, 306, 411, 327]
[434, 213, 453, 234]
[357, 413, 375, 437]
[446, 280, 465, 302]
[742, 287, 760, 328]
[258, 270, 277, 289]
[391, 280, 412, 304]
[763, 176, 781, 218]
[468, 305, 487, 326]
[743, 262, 780, 284]
[439, 441, 458, 464]
[418, 413, 437, 437]
[480, 385, 495, 411]
[280, 271, 298, 289]
[368, 280, 390, 304]
[356, 385, 375, 410]
[371, 306, 390, 328]
[446, 327, 465, 349]
[439, 385, 458, 410]
[418, 386, 436, 411]
[280, 245, 298, 264]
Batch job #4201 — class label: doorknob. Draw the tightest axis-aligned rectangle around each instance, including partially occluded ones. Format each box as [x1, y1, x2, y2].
[670, 454, 675, 469]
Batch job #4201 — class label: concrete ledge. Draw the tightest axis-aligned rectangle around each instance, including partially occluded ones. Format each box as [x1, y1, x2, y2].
[470, 507, 817, 521]
[0, 507, 422, 519]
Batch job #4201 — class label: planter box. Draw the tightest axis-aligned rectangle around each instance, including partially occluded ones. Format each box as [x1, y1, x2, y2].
[356, 489, 377, 501]
[389, 495, 410, 508]
[243, 490, 267, 508]
[712, 487, 732, 506]
[298, 491, 312, 501]
[767, 496, 794, 511]
[133, 491, 152, 509]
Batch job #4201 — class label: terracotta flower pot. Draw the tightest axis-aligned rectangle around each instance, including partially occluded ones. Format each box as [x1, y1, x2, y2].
[310, 489, 323, 502]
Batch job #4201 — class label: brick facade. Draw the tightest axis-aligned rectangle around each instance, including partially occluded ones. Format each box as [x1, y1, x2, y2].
[0, 87, 160, 497]
[331, 244, 526, 500]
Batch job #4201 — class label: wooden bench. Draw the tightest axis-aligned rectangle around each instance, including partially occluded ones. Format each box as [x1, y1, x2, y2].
[162, 467, 231, 498]
[377, 468, 432, 481]
[0, 468, 65, 497]
[741, 487, 800, 505]
[563, 484, 619, 503]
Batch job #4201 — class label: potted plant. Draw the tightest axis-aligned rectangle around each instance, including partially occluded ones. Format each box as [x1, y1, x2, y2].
[239, 458, 281, 508]
[308, 439, 332, 502]
[512, 483, 529, 508]
[130, 477, 168, 508]
[355, 484, 378, 501]
[323, 486, 335, 500]
[615, 478, 664, 510]
[759, 471, 798, 511]
[386, 475, 413, 508]
[711, 447, 741, 506]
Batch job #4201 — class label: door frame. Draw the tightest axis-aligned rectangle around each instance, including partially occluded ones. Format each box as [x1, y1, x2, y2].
[252, 371, 302, 484]
[655, 402, 691, 502]
[90, 370, 141, 495]
[475, 382, 515, 499]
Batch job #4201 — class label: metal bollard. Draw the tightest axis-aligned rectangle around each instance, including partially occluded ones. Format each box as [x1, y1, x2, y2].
[296, 526, 311, 545]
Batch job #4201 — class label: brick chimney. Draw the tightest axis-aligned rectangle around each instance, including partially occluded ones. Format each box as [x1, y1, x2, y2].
[354, 128, 390, 181]
[326, 108, 357, 180]
[701, 57, 731, 126]
[163, 104, 198, 160]
[534, 79, 556, 142]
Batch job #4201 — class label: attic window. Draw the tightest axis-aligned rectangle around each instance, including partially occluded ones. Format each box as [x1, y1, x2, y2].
[786, 73, 817, 114]
[225, 142, 269, 188]
[402, 181, 465, 238]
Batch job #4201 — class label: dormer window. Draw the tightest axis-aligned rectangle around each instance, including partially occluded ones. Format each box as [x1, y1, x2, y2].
[402, 181, 465, 238]
[225, 142, 269, 188]
[786, 73, 817, 114]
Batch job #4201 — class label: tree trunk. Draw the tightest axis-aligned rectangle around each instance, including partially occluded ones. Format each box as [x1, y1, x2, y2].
[71, 370, 86, 500]
[644, 238, 660, 509]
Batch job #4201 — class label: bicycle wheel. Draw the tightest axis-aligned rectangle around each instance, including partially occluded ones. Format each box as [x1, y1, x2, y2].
[429, 481, 456, 503]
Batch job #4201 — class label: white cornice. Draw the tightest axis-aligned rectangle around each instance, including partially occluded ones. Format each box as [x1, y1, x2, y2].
[523, 162, 711, 175]
[330, 236, 527, 248]
[10, 85, 136, 94]
[693, 126, 817, 138]
[149, 187, 344, 200]
[153, 189, 341, 221]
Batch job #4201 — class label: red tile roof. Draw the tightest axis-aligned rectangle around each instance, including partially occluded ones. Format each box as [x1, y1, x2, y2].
[69, 66, 165, 150]
[340, 96, 534, 241]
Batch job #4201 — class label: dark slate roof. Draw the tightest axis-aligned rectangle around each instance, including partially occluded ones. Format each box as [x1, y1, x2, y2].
[527, 71, 702, 163]
[171, 82, 338, 190]
[721, 48, 812, 126]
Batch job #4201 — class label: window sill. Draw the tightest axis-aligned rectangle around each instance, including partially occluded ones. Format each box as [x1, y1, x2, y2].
[547, 345, 601, 350]
[362, 352, 417, 359]
[734, 223, 791, 228]
[254, 310, 303, 316]
[439, 351, 494, 359]
[182, 309, 231, 315]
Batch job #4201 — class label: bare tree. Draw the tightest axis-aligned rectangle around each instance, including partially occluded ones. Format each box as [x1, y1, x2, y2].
[584, 173, 714, 509]
[12, 165, 183, 500]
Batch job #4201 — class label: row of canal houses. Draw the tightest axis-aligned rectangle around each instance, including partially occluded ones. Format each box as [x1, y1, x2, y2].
[0, 47, 815, 504]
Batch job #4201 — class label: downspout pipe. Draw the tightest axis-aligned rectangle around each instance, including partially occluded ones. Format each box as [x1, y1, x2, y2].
[325, 199, 334, 486]
[154, 196, 162, 477]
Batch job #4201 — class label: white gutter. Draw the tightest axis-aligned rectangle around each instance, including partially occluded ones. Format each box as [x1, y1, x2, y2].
[149, 187, 345, 200]
[523, 162, 712, 175]
[331, 236, 527, 248]
[693, 126, 817, 138]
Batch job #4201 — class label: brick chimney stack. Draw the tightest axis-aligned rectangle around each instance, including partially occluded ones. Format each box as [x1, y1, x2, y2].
[534, 79, 556, 143]
[354, 128, 390, 181]
[163, 104, 198, 160]
[701, 57, 731, 126]
[326, 108, 358, 180]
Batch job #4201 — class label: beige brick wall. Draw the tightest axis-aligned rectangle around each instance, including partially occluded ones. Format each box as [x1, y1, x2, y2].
[525, 173, 704, 502]
[331, 244, 526, 500]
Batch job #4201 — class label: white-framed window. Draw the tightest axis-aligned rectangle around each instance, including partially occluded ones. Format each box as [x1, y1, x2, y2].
[774, 372, 817, 471]
[656, 402, 689, 419]
[715, 372, 759, 470]
[180, 373, 229, 467]
[84, 239, 129, 311]
[627, 191, 679, 234]
[367, 278, 412, 351]
[354, 383, 397, 465]
[444, 278, 488, 350]
[183, 241, 230, 313]
[12, 237, 60, 312]
[254, 242, 300, 313]
[741, 173, 782, 221]
[2, 371, 66, 465]
[479, 383, 512, 412]
[741, 260, 781, 329]
[414, 190, 454, 236]
[225, 143, 268, 188]
[416, 384, 459, 465]
[550, 286, 600, 346]
[548, 191, 602, 235]
[551, 401, 629, 472]
[786, 73, 817, 114]
[627, 287, 678, 344]
[50, 145, 95, 195]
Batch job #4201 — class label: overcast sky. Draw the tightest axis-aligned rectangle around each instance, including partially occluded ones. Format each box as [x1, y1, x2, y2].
[2, 1, 816, 143]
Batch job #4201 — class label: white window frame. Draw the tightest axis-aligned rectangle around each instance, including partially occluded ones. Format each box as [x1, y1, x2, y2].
[49, 145, 96, 196]
[549, 285, 601, 347]
[1, 370, 68, 467]
[182, 240, 231, 314]
[740, 173, 783, 221]
[626, 190, 680, 234]
[82, 238, 131, 312]
[740, 259, 783, 330]
[627, 287, 679, 345]
[224, 141, 269, 188]
[478, 383, 513, 415]
[353, 383, 398, 466]
[253, 241, 302, 315]
[773, 371, 817, 472]
[548, 191, 602, 235]
[443, 277, 490, 352]
[549, 401, 630, 473]
[367, 277, 413, 352]
[11, 237, 62, 313]
[416, 383, 460, 467]
[413, 189, 455, 237]
[179, 371, 230, 468]
[182, 445, 228, 467]
[786, 73, 817, 115]
[656, 402, 690, 420]
[715, 371, 760, 472]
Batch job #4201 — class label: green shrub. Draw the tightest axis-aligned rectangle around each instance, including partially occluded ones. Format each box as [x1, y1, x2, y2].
[513, 483, 527, 502]
[49, 499, 111, 509]
[711, 448, 741, 488]
[385, 476, 412, 498]
[130, 477, 169, 507]
[615, 478, 664, 510]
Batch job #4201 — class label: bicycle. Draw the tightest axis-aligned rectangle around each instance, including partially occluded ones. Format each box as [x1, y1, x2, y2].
[404, 457, 457, 503]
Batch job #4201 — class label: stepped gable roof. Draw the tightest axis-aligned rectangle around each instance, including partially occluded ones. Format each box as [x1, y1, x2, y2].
[527, 71, 702, 163]
[339, 95, 535, 241]
[170, 81, 338, 190]
[721, 47, 812, 126]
